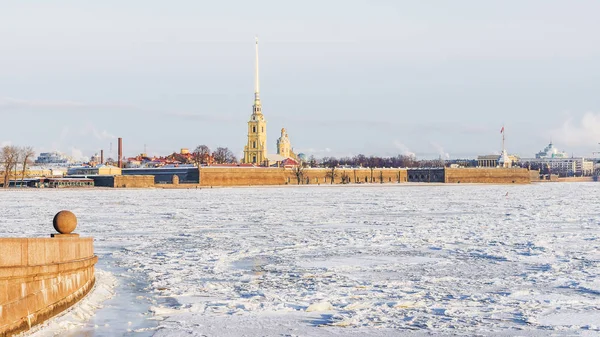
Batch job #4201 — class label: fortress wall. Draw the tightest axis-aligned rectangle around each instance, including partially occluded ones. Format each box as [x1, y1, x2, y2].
[199, 167, 289, 186]
[302, 168, 407, 185]
[199, 167, 408, 186]
[0, 237, 97, 337]
[114, 175, 155, 188]
[557, 176, 595, 182]
[444, 168, 530, 184]
[199, 167, 529, 186]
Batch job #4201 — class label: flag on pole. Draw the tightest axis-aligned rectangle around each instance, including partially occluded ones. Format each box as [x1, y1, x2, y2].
[500, 126, 504, 133]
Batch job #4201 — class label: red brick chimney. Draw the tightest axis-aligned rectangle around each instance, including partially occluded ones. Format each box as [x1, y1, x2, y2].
[118, 138, 123, 168]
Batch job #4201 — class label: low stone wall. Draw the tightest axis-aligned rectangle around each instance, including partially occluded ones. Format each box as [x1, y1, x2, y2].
[444, 167, 530, 184]
[0, 237, 97, 336]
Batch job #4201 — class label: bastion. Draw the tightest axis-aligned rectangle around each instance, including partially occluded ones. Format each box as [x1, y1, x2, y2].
[0, 211, 98, 337]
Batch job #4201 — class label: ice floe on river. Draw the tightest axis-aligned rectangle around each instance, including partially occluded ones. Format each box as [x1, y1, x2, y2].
[2, 183, 600, 336]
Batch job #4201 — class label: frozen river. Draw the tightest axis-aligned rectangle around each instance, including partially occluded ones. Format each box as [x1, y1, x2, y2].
[2, 183, 600, 336]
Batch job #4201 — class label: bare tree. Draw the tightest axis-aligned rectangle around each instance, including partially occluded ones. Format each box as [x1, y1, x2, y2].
[20, 146, 35, 186]
[226, 151, 237, 164]
[292, 164, 305, 185]
[366, 156, 380, 183]
[308, 155, 318, 168]
[13, 150, 21, 184]
[192, 145, 211, 167]
[169, 152, 189, 164]
[340, 171, 350, 184]
[324, 157, 339, 184]
[213, 147, 237, 164]
[1, 145, 19, 188]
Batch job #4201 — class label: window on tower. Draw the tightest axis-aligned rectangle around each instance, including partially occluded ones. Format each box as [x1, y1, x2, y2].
[253, 126, 256, 133]
[253, 141, 256, 148]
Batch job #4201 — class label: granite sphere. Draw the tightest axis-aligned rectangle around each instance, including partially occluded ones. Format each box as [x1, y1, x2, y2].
[53, 210, 77, 234]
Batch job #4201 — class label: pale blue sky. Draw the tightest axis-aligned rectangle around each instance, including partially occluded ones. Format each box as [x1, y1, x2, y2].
[1, 1, 599, 160]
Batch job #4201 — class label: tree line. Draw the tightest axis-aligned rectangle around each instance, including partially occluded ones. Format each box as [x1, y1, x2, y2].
[306, 154, 469, 169]
[167, 145, 238, 166]
[290, 154, 477, 185]
[0, 145, 35, 188]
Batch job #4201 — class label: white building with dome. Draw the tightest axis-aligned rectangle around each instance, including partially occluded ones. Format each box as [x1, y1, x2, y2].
[535, 142, 568, 159]
[521, 142, 594, 176]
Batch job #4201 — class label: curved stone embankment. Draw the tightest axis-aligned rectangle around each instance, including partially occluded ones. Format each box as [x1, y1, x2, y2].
[0, 213, 97, 337]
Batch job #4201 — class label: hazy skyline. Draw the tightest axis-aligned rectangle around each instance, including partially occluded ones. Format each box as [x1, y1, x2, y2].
[1, 1, 600, 160]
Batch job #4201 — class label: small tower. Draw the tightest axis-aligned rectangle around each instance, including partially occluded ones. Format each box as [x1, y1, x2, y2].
[243, 37, 268, 165]
[277, 128, 291, 158]
[498, 125, 512, 168]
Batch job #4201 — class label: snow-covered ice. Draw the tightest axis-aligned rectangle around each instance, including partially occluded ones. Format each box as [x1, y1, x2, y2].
[2, 183, 600, 336]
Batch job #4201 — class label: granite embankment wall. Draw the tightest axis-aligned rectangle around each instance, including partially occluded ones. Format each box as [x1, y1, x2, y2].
[444, 168, 530, 184]
[199, 167, 408, 186]
[0, 237, 97, 336]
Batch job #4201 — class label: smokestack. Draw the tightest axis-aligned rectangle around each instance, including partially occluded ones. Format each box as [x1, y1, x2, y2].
[118, 137, 123, 168]
[100, 149, 104, 165]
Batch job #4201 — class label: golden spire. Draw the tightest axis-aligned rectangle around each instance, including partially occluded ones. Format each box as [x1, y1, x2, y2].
[254, 36, 260, 106]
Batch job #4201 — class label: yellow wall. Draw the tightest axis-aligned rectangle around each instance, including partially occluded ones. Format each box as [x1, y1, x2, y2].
[113, 175, 155, 188]
[199, 167, 408, 187]
[198, 167, 531, 186]
[444, 168, 530, 184]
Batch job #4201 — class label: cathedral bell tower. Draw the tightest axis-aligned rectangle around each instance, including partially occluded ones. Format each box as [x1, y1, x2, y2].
[243, 37, 268, 165]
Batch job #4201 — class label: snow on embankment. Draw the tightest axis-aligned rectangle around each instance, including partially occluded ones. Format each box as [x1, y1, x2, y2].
[28, 269, 117, 336]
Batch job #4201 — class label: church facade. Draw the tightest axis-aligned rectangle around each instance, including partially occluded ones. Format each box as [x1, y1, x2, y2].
[242, 38, 297, 166]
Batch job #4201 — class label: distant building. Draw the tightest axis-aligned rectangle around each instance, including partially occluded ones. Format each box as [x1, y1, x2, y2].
[242, 37, 297, 166]
[521, 157, 594, 176]
[2, 177, 94, 188]
[535, 142, 568, 159]
[477, 154, 519, 168]
[35, 152, 71, 165]
[26, 166, 65, 177]
[521, 142, 593, 176]
[67, 165, 122, 176]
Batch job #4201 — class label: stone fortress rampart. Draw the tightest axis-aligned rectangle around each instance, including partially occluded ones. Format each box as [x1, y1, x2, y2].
[0, 211, 97, 337]
[197, 167, 530, 187]
[198, 167, 408, 186]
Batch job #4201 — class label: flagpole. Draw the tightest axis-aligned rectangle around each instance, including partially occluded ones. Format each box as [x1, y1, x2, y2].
[502, 125, 505, 153]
